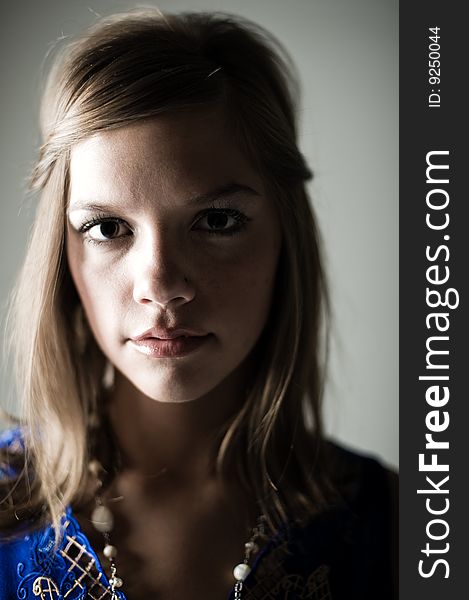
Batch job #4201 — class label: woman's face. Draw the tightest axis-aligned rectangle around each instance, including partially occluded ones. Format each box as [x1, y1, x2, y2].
[66, 110, 282, 403]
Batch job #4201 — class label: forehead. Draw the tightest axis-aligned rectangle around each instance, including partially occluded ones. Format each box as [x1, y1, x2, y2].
[68, 109, 264, 209]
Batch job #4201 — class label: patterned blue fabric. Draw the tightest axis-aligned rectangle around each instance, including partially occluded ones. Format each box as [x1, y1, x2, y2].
[0, 429, 124, 600]
[0, 507, 125, 600]
[0, 428, 396, 599]
[0, 429, 24, 479]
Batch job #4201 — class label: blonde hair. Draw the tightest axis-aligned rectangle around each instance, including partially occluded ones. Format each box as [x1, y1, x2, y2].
[1, 9, 331, 538]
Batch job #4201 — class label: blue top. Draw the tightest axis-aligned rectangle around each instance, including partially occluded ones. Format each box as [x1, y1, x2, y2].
[0, 429, 396, 599]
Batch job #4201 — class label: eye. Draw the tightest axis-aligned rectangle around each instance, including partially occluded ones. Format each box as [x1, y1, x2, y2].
[193, 209, 249, 236]
[80, 218, 131, 243]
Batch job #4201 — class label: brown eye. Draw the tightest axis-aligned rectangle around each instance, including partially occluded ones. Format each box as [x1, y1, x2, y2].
[194, 209, 249, 236]
[85, 219, 130, 242]
[206, 212, 229, 230]
[99, 222, 120, 238]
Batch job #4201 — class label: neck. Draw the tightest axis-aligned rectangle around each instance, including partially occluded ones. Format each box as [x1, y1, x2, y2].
[105, 366, 250, 486]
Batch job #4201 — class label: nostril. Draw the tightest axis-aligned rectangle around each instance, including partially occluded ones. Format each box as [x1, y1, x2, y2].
[132, 273, 196, 308]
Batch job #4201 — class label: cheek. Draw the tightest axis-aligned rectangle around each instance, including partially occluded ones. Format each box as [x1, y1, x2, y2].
[67, 243, 126, 343]
[199, 235, 280, 333]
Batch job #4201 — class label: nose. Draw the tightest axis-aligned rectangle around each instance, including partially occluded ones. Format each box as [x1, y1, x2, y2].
[131, 230, 196, 309]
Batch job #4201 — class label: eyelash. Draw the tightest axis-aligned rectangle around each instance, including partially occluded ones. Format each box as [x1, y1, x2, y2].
[78, 214, 129, 246]
[77, 208, 250, 245]
[195, 207, 250, 236]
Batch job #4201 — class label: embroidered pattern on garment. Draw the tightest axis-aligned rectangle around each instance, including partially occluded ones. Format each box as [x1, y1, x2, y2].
[244, 539, 332, 600]
[18, 518, 117, 600]
[32, 577, 60, 599]
[58, 529, 112, 599]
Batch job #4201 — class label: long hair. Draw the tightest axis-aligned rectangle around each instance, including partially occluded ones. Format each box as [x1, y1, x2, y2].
[1, 9, 331, 538]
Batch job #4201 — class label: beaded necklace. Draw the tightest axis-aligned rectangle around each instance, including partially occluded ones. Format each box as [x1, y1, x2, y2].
[87, 406, 266, 598]
[88, 462, 266, 598]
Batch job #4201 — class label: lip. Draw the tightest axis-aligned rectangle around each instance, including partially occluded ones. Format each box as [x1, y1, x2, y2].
[131, 327, 207, 342]
[129, 328, 212, 358]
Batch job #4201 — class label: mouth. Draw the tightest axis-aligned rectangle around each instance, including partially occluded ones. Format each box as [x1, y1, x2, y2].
[128, 333, 212, 358]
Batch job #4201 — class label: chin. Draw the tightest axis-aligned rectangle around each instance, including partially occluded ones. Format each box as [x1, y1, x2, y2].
[117, 367, 223, 404]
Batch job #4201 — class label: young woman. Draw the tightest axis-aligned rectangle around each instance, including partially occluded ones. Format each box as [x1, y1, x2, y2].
[0, 9, 396, 600]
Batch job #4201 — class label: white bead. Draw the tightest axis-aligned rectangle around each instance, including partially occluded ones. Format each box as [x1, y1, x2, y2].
[103, 544, 117, 558]
[233, 563, 251, 581]
[245, 541, 258, 553]
[91, 505, 114, 533]
[88, 459, 101, 476]
[110, 576, 123, 588]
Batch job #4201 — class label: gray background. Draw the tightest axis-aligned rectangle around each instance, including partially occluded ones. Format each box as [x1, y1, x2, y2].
[0, 0, 398, 469]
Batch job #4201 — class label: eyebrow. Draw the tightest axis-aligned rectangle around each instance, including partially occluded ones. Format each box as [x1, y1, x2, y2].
[67, 182, 261, 213]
